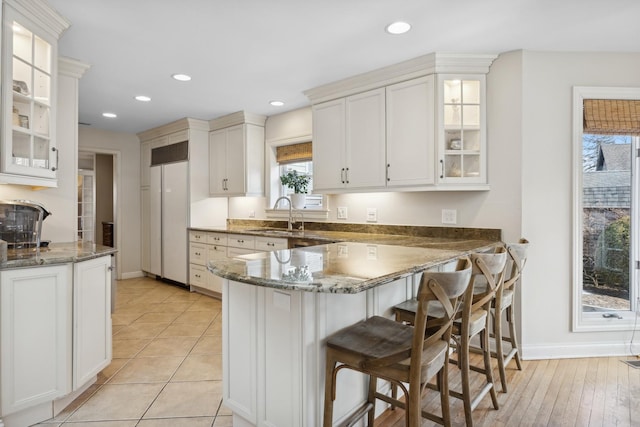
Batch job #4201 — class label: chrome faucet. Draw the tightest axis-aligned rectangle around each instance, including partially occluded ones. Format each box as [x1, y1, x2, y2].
[273, 196, 293, 231]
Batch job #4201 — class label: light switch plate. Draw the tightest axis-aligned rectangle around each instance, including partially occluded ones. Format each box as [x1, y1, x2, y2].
[337, 207, 348, 220]
[442, 209, 457, 225]
[366, 208, 377, 222]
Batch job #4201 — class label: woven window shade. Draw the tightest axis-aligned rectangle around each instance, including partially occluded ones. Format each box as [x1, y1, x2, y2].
[276, 142, 312, 163]
[583, 99, 640, 136]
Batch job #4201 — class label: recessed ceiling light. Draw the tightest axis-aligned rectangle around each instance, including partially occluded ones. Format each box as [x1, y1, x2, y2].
[172, 73, 192, 82]
[385, 21, 411, 35]
[102, 112, 117, 118]
[269, 100, 285, 107]
[135, 95, 151, 102]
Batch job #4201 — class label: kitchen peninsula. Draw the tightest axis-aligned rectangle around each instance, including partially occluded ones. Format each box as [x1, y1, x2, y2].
[0, 242, 115, 427]
[208, 234, 498, 427]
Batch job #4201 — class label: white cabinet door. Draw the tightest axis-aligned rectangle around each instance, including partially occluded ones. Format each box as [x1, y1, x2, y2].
[207, 244, 227, 294]
[149, 166, 162, 276]
[345, 88, 387, 190]
[140, 187, 151, 272]
[224, 125, 246, 195]
[0, 264, 71, 416]
[209, 128, 227, 195]
[162, 161, 188, 284]
[312, 99, 346, 191]
[386, 76, 436, 187]
[73, 256, 112, 390]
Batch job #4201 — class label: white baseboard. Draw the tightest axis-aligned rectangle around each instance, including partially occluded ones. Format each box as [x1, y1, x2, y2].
[120, 270, 144, 280]
[522, 341, 638, 360]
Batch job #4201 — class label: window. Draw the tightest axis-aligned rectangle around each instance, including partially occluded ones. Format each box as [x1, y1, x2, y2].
[573, 87, 640, 331]
[279, 160, 322, 209]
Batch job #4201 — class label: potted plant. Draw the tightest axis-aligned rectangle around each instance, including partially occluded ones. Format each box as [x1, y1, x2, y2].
[280, 170, 310, 209]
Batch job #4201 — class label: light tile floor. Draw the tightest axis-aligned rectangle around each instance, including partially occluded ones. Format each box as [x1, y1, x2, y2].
[34, 277, 231, 427]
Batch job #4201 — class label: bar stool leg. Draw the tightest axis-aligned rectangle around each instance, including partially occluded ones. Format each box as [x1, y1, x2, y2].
[481, 329, 499, 410]
[494, 309, 508, 392]
[507, 305, 523, 370]
[323, 351, 337, 427]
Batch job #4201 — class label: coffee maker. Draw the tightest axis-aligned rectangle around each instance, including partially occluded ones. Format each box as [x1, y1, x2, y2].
[0, 200, 52, 249]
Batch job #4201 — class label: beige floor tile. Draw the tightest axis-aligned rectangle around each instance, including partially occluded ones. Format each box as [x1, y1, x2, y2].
[109, 356, 184, 383]
[159, 322, 210, 338]
[112, 338, 152, 358]
[111, 312, 142, 326]
[187, 297, 221, 312]
[165, 292, 203, 302]
[96, 358, 130, 384]
[172, 354, 222, 382]
[134, 311, 181, 324]
[48, 383, 101, 422]
[213, 415, 233, 426]
[115, 303, 159, 314]
[60, 421, 137, 426]
[217, 404, 233, 416]
[143, 381, 222, 418]
[173, 310, 217, 324]
[191, 335, 222, 355]
[66, 383, 164, 422]
[204, 319, 222, 336]
[148, 302, 194, 313]
[136, 416, 215, 426]
[137, 336, 198, 357]
[113, 322, 168, 339]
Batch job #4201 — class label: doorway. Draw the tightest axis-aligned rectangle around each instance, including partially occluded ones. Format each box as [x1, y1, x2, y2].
[78, 151, 114, 245]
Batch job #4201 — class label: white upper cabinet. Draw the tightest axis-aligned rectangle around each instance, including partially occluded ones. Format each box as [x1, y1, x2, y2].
[436, 74, 487, 186]
[0, 0, 69, 186]
[305, 53, 496, 193]
[312, 88, 386, 192]
[386, 75, 435, 187]
[209, 112, 266, 197]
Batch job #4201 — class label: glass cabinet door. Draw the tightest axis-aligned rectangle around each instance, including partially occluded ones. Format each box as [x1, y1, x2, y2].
[2, 9, 57, 179]
[439, 75, 486, 184]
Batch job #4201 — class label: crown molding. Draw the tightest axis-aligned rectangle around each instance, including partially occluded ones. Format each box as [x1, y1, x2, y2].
[58, 57, 90, 79]
[5, 0, 70, 39]
[209, 111, 267, 131]
[137, 117, 209, 141]
[304, 52, 497, 104]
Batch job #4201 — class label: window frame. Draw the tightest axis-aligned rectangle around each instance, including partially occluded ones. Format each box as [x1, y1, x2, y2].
[572, 86, 640, 332]
[265, 138, 329, 221]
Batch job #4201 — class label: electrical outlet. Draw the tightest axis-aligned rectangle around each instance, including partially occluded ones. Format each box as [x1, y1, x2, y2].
[249, 210, 255, 218]
[442, 209, 457, 225]
[337, 207, 348, 220]
[366, 208, 377, 222]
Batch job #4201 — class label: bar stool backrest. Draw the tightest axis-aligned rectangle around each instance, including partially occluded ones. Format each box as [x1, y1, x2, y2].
[504, 238, 530, 292]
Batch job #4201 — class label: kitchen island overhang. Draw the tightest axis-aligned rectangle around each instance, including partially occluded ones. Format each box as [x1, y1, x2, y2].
[209, 240, 499, 427]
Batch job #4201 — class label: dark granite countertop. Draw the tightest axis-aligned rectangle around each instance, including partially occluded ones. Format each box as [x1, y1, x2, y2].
[208, 240, 499, 294]
[1, 242, 117, 269]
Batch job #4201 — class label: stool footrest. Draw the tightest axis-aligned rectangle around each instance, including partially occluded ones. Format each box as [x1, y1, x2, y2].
[340, 402, 374, 427]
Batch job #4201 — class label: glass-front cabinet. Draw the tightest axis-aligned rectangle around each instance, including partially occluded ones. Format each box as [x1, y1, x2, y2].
[437, 74, 486, 185]
[1, 1, 66, 184]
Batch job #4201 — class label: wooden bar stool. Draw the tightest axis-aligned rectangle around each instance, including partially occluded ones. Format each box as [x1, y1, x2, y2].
[323, 258, 473, 427]
[393, 247, 508, 427]
[491, 238, 529, 392]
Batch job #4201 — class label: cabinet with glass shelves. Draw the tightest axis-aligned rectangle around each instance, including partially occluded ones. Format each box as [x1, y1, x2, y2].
[437, 74, 487, 185]
[1, 0, 68, 184]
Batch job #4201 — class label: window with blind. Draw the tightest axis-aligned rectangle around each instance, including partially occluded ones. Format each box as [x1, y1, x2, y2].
[573, 88, 640, 331]
[276, 142, 322, 209]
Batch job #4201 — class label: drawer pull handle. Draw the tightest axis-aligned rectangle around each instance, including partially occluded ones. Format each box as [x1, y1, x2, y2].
[267, 242, 274, 246]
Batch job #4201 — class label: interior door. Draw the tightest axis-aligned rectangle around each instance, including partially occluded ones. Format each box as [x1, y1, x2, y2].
[162, 161, 188, 284]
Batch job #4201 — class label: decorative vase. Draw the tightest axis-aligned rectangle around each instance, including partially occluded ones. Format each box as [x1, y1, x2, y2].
[291, 193, 306, 209]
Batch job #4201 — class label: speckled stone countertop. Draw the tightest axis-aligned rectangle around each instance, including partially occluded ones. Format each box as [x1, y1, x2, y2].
[208, 240, 499, 294]
[0, 242, 117, 269]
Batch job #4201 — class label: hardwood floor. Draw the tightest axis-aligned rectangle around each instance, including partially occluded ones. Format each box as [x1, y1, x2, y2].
[375, 353, 640, 426]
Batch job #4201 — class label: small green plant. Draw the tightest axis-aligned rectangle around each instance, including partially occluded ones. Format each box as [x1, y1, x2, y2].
[280, 170, 310, 194]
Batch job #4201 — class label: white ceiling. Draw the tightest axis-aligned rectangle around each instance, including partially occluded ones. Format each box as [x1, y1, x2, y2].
[47, 0, 640, 135]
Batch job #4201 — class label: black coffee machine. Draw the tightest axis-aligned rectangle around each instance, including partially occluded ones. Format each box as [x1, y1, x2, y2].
[0, 200, 52, 249]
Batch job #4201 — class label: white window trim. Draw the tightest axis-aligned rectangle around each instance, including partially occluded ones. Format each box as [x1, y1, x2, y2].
[572, 86, 640, 332]
[265, 137, 329, 220]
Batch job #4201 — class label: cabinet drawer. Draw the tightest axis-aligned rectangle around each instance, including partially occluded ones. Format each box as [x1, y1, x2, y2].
[208, 244, 227, 260]
[227, 247, 257, 257]
[255, 236, 288, 251]
[189, 230, 207, 243]
[190, 264, 207, 287]
[189, 243, 207, 265]
[207, 232, 228, 246]
[227, 234, 255, 250]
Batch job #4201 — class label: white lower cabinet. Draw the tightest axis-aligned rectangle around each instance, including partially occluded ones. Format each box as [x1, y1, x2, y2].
[223, 277, 413, 427]
[0, 256, 112, 427]
[189, 231, 287, 296]
[0, 264, 72, 424]
[73, 256, 112, 390]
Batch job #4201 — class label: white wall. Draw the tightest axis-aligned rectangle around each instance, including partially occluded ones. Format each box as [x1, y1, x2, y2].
[518, 51, 640, 358]
[78, 127, 141, 279]
[0, 69, 80, 243]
